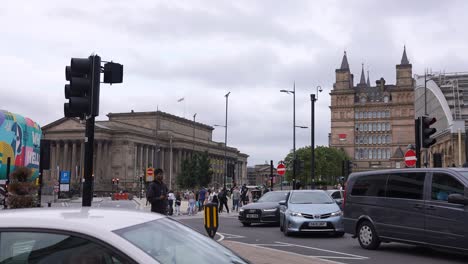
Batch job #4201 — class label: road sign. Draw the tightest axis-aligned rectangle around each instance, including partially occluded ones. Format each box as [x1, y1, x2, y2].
[60, 171, 70, 184]
[54, 185, 59, 193]
[146, 167, 154, 182]
[277, 163, 286, 176]
[404, 149, 417, 167]
[54, 181, 59, 186]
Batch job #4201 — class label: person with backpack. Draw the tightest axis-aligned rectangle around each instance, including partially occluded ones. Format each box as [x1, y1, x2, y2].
[174, 192, 182, 216]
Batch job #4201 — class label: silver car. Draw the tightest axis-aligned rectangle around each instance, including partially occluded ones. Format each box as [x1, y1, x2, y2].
[279, 190, 344, 237]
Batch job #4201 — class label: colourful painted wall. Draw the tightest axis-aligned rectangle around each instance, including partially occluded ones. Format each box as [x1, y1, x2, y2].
[0, 110, 42, 180]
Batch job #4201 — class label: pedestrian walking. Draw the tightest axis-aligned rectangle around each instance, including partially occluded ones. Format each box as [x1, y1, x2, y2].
[188, 191, 196, 216]
[232, 187, 240, 212]
[198, 187, 207, 211]
[174, 192, 182, 216]
[146, 168, 168, 215]
[218, 187, 230, 213]
[167, 190, 175, 215]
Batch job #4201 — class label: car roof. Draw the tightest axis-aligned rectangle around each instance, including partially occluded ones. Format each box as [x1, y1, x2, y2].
[290, 190, 327, 193]
[0, 207, 164, 232]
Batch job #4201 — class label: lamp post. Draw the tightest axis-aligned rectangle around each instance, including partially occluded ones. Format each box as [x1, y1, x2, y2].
[310, 85, 323, 190]
[281, 83, 308, 190]
[216, 92, 231, 189]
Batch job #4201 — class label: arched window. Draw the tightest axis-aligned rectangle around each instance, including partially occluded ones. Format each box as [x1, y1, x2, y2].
[373, 123, 377, 131]
[355, 136, 359, 144]
[387, 123, 391, 131]
[378, 149, 382, 159]
[377, 123, 381, 131]
[364, 136, 368, 144]
[364, 124, 368, 131]
[378, 136, 382, 144]
[387, 135, 391, 143]
[373, 135, 377, 144]
[355, 150, 359, 159]
[363, 112, 367, 118]
[355, 124, 359, 131]
[369, 149, 373, 159]
[355, 112, 359, 119]
[387, 149, 391, 159]
[382, 135, 386, 144]
[359, 112, 363, 119]
[373, 149, 377, 159]
[359, 124, 363, 131]
[386, 111, 390, 118]
[377, 111, 381, 118]
[369, 136, 373, 144]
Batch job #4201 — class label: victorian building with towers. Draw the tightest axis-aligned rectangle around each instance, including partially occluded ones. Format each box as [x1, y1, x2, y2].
[40, 110, 248, 192]
[329, 48, 415, 170]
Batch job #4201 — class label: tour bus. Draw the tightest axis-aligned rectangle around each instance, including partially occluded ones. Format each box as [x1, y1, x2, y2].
[0, 109, 42, 183]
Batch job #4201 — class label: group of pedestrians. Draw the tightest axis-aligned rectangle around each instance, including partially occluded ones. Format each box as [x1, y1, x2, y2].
[146, 168, 254, 216]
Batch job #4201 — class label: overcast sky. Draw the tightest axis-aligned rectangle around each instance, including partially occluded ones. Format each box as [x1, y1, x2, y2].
[2, 0, 468, 166]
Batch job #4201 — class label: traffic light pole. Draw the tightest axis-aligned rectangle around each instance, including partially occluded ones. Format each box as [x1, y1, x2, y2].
[82, 116, 95, 207]
[415, 118, 421, 168]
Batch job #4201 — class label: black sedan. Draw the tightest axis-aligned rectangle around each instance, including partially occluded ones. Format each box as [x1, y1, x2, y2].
[238, 191, 289, 226]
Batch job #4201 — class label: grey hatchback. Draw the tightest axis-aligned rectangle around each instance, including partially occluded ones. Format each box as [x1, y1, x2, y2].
[344, 168, 468, 252]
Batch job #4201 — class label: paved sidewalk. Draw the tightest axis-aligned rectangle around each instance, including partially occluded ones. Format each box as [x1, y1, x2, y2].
[221, 240, 332, 264]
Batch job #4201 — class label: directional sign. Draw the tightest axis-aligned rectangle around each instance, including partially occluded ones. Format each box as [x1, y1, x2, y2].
[277, 163, 286, 176]
[404, 149, 417, 167]
[204, 202, 219, 238]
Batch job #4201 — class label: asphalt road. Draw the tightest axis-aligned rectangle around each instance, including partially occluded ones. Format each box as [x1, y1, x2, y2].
[179, 216, 468, 264]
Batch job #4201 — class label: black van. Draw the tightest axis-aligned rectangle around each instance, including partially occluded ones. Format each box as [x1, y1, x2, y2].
[343, 168, 468, 252]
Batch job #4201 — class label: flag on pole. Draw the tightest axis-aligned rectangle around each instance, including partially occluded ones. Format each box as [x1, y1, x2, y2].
[177, 97, 185, 102]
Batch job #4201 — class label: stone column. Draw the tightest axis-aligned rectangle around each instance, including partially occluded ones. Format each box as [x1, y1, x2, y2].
[80, 141, 85, 179]
[50, 142, 56, 181]
[63, 141, 69, 172]
[160, 147, 165, 171]
[145, 145, 149, 168]
[139, 144, 144, 172]
[177, 149, 182, 175]
[103, 141, 109, 178]
[71, 142, 77, 184]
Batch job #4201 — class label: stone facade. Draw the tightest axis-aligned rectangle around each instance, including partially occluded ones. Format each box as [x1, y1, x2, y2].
[246, 164, 279, 186]
[330, 48, 415, 171]
[41, 111, 248, 192]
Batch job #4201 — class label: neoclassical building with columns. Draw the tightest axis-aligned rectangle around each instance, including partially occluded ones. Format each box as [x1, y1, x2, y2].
[41, 110, 248, 192]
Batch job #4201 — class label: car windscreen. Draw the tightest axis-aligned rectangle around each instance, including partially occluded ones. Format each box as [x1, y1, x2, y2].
[289, 192, 334, 204]
[257, 191, 288, 203]
[114, 218, 248, 264]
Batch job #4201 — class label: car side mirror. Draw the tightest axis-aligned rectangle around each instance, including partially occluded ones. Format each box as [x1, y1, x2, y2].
[448, 194, 468, 206]
[279, 201, 286, 206]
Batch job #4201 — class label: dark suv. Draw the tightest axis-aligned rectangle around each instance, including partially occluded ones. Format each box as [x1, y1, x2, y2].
[343, 168, 468, 252]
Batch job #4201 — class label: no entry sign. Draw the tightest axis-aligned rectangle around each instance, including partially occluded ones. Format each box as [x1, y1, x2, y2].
[404, 149, 417, 167]
[277, 163, 286, 176]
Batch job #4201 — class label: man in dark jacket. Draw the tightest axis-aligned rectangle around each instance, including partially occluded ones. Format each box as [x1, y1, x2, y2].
[147, 168, 168, 214]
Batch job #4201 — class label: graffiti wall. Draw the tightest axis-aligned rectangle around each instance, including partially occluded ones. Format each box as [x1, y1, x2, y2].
[0, 110, 42, 180]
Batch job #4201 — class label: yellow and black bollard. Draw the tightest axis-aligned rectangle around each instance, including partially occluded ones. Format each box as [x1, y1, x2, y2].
[204, 202, 219, 238]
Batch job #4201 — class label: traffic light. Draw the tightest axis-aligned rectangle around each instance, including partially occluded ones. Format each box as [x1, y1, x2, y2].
[112, 178, 115, 185]
[116, 178, 119, 185]
[64, 55, 101, 118]
[344, 160, 353, 176]
[421, 116, 437, 148]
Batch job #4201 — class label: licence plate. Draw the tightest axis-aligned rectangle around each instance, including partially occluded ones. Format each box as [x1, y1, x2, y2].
[308, 222, 327, 227]
[246, 214, 259, 218]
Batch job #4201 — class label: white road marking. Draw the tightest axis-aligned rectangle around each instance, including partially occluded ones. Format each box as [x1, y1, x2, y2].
[218, 232, 245, 239]
[116, 204, 120, 207]
[216, 233, 225, 242]
[275, 241, 368, 260]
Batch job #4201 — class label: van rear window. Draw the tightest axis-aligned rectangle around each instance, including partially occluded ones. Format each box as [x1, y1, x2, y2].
[351, 175, 387, 197]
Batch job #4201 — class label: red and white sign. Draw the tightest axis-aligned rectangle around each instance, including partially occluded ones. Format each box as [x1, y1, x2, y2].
[339, 134, 347, 141]
[277, 163, 286, 176]
[404, 149, 417, 167]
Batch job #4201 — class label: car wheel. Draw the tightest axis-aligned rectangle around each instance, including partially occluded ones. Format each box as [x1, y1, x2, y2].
[283, 219, 290, 236]
[241, 222, 251, 227]
[357, 221, 381, 250]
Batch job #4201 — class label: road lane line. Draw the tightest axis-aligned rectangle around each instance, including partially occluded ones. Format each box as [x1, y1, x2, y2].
[275, 241, 368, 259]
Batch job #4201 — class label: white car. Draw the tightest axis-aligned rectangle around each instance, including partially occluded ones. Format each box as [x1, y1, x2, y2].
[0, 208, 249, 264]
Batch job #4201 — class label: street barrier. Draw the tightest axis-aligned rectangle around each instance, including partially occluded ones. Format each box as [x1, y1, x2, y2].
[204, 202, 219, 238]
[113, 193, 129, 200]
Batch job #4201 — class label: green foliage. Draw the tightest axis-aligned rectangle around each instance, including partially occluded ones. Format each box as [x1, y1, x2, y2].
[283, 146, 349, 186]
[7, 167, 37, 208]
[177, 151, 213, 189]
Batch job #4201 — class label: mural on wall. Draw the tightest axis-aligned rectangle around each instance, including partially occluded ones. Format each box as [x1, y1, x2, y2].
[0, 110, 42, 181]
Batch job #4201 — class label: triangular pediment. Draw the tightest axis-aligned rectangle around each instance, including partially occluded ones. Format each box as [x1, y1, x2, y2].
[42, 118, 85, 132]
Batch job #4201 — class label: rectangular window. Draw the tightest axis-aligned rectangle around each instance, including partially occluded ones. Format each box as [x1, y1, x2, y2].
[431, 173, 464, 201]
[351, 174, 387, 197]
[387, 172, 426, 200]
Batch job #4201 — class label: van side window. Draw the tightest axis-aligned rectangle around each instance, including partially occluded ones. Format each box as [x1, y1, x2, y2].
[351, 175, 387, 197]
[431, 173, 464, 201]
[386, 172, 425, 200]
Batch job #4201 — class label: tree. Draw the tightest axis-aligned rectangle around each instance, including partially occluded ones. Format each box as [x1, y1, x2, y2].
[177, 151, 213, 189]
[283, 146, 349, 187]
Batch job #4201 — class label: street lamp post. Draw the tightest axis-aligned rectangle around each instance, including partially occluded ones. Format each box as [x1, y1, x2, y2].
[281, 83, 300, 189]
[223, 92, 231, 189]
[310, 86, 323, 190]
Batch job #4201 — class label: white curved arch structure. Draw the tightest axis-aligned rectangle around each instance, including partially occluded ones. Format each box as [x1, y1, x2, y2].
[415, 77, 454, 127]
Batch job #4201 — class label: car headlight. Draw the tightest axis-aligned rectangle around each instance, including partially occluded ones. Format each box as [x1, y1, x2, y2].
[262, 208, 277, 212]
[239, 208, 244, 212]
[330, 210, 343, 217]
[289, 211, 302, 217]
